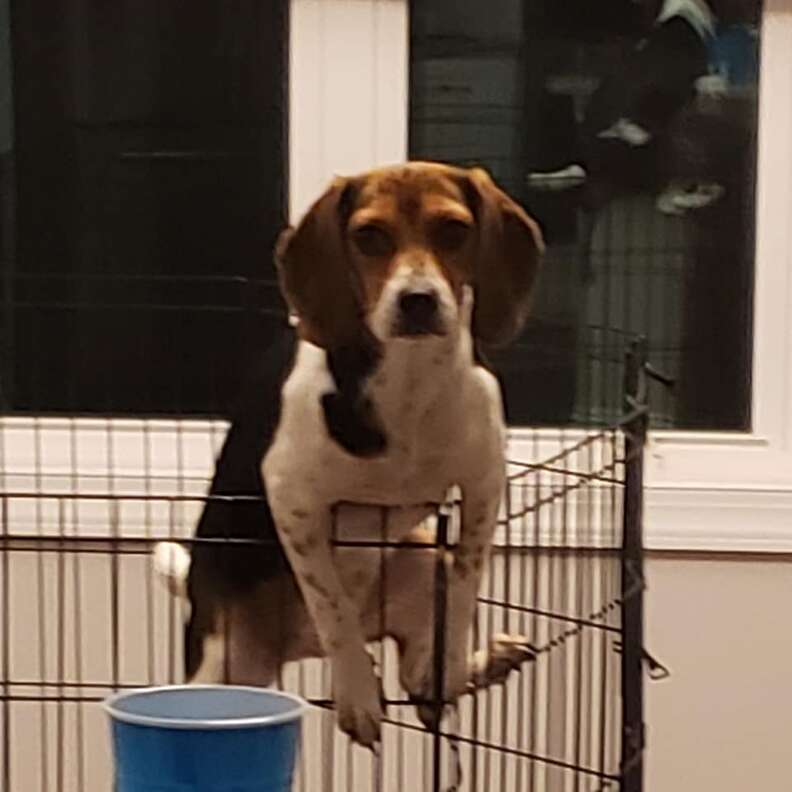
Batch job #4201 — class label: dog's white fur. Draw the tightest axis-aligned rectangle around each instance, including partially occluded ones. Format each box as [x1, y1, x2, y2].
[261, 286, 506, 744]
[153, 541, 190, 599]
[154, 161, 544, 746]
[156, 287, 512, 746]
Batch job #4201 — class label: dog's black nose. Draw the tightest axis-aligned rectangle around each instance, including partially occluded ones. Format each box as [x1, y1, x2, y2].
[398, 290, 438, 334]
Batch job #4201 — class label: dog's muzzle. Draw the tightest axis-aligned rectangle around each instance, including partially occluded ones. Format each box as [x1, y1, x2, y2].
[394, 288, 442, 337]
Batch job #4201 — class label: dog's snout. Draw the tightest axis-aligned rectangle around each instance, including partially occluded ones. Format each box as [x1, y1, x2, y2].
[396, 289, 443, 337]
[399, 290, 438, 323]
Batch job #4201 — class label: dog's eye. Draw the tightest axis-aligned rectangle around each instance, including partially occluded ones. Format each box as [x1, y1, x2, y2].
[433, 219, 471, 252]
[352, 224, 395, 257]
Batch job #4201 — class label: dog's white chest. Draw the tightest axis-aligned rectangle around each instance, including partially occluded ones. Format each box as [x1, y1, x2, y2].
[263, 339, 503, 508]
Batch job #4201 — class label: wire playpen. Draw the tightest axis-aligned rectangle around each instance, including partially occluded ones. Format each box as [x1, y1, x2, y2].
[0, 0, 764, 787]
[0, 286, 653, 791]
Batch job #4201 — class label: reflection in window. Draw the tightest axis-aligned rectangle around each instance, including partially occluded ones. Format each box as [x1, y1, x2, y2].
[411, 0, 760, 428]
[0, 0, 288, 416]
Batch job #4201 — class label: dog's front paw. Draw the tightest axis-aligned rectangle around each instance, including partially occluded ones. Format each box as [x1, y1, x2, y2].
[470, 633, 536, 689]
[333, 648, 383, 748]
[401, 643, 468, 730]
[443, 648, 470, 702]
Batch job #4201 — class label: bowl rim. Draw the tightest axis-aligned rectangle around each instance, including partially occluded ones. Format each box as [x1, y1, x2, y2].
[103, 684, 308, 730]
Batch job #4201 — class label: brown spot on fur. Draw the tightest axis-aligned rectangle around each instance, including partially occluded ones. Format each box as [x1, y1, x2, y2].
[354, 570, 369, 590]
[454, 558, 471, 578]
[292, 541, 307, 557]
[304, 574, 331, 601]
[291, 508, 310, 519]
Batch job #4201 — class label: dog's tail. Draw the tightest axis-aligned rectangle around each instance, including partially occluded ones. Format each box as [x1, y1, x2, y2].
[153, 541, 191, 599]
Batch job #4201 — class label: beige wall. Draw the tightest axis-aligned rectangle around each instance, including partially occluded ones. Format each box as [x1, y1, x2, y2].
[645, 554, 792, 792]
[4, 546, 790, 791]
[1, 547, 623, 791]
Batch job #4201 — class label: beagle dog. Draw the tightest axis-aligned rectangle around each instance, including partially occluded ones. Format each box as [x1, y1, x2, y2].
[154, 162, 544, 747]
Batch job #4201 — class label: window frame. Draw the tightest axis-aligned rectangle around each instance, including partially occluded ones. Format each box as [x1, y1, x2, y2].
[3, 0, 791, 552]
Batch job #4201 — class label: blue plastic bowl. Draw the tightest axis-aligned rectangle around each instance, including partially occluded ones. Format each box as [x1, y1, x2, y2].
[104, 685, 307, 792]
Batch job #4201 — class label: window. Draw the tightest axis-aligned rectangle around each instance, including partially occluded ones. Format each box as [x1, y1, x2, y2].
[410, 0, 761, 429]
[0, 0, 288, 415]
[3, 0, 792, 552]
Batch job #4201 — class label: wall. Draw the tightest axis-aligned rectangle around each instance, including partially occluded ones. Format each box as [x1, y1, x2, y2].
[1, 542, 624, 791]
[289, 0, 407, 221]
[645, 554, 792, 791]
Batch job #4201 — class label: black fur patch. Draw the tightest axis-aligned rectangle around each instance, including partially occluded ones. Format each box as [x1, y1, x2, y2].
[323, 338, 388, 456]
[185, 326, 297, 677]
[320, 392, 387, 457]
[184, 325, 386, 676]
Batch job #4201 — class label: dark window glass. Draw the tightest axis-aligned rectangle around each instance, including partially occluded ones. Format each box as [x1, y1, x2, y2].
[0, 0, 288, 416]
[410, 0, 761, 428]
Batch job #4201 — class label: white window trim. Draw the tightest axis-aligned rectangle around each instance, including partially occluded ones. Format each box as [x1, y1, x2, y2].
[3, 0, 792, 553]
[508, 0, 792, 553]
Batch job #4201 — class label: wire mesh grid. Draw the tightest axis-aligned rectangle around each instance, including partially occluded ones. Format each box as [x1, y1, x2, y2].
[0, 391, 645, 791]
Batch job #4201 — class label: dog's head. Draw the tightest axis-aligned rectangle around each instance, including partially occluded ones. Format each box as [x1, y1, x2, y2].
[275, 162, 544, 349]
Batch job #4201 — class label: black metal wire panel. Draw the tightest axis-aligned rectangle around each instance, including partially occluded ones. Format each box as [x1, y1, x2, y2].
[0, 420, 637, 792]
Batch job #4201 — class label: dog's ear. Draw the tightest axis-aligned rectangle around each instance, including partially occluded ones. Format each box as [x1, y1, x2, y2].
[464, 167, 544, 347]
[275, 177, 366, 349]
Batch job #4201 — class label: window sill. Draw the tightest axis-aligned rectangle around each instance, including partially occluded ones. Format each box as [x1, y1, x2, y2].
[4, 418, 792, 552]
